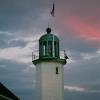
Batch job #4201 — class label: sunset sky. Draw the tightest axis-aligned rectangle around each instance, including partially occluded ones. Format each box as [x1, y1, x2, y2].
[0, 0, 100, 100]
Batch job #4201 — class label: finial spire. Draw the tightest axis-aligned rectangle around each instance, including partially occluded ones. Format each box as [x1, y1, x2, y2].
[46, 27, 51, 34]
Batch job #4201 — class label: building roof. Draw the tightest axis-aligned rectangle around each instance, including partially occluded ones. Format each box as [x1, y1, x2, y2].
[39, 28, 59, 42]
[0, 82, 20, 100]
[40, 33, 59, 41]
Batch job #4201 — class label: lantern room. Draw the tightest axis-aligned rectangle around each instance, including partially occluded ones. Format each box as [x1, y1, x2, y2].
[39, 27, 59, 59]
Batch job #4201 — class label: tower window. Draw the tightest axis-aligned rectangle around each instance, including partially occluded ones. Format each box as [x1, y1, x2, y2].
[48, 41, 52, 56]
[56, 67, 59, 74]
[43, 42, 46, 56]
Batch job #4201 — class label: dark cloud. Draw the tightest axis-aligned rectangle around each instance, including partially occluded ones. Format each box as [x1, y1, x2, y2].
[0, 32, 27, 48]
[59, 32, 99, 54]
[0, 0, 53, 32]
[64, 91, 100, 100]
[64, 57, 100, 85]
[9, 39, 27, 47]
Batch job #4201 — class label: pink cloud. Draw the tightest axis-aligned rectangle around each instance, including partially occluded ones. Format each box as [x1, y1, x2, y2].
[56, 1, 100, 42]
[65, 16, 100, 41]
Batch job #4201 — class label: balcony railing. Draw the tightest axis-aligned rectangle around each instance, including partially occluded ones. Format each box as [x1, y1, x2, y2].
[32, 50, 67, 61]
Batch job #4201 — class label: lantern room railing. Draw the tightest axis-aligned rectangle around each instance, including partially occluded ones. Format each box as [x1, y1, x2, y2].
[32, 50, 68, 61]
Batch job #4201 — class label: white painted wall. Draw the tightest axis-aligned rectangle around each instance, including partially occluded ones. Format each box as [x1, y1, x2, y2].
[36, 62, 64, 100]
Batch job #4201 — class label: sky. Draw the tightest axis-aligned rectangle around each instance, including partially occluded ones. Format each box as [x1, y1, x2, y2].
[0, 0, 100, 100]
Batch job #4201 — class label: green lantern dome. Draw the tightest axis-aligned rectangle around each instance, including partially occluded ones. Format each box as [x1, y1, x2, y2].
[39, 27, 59, 59]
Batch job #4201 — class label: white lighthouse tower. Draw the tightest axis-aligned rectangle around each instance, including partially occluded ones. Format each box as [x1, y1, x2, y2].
[32, 27, 67, 100]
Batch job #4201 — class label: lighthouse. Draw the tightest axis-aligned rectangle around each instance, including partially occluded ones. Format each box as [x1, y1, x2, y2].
[32, 27, 67, 100]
